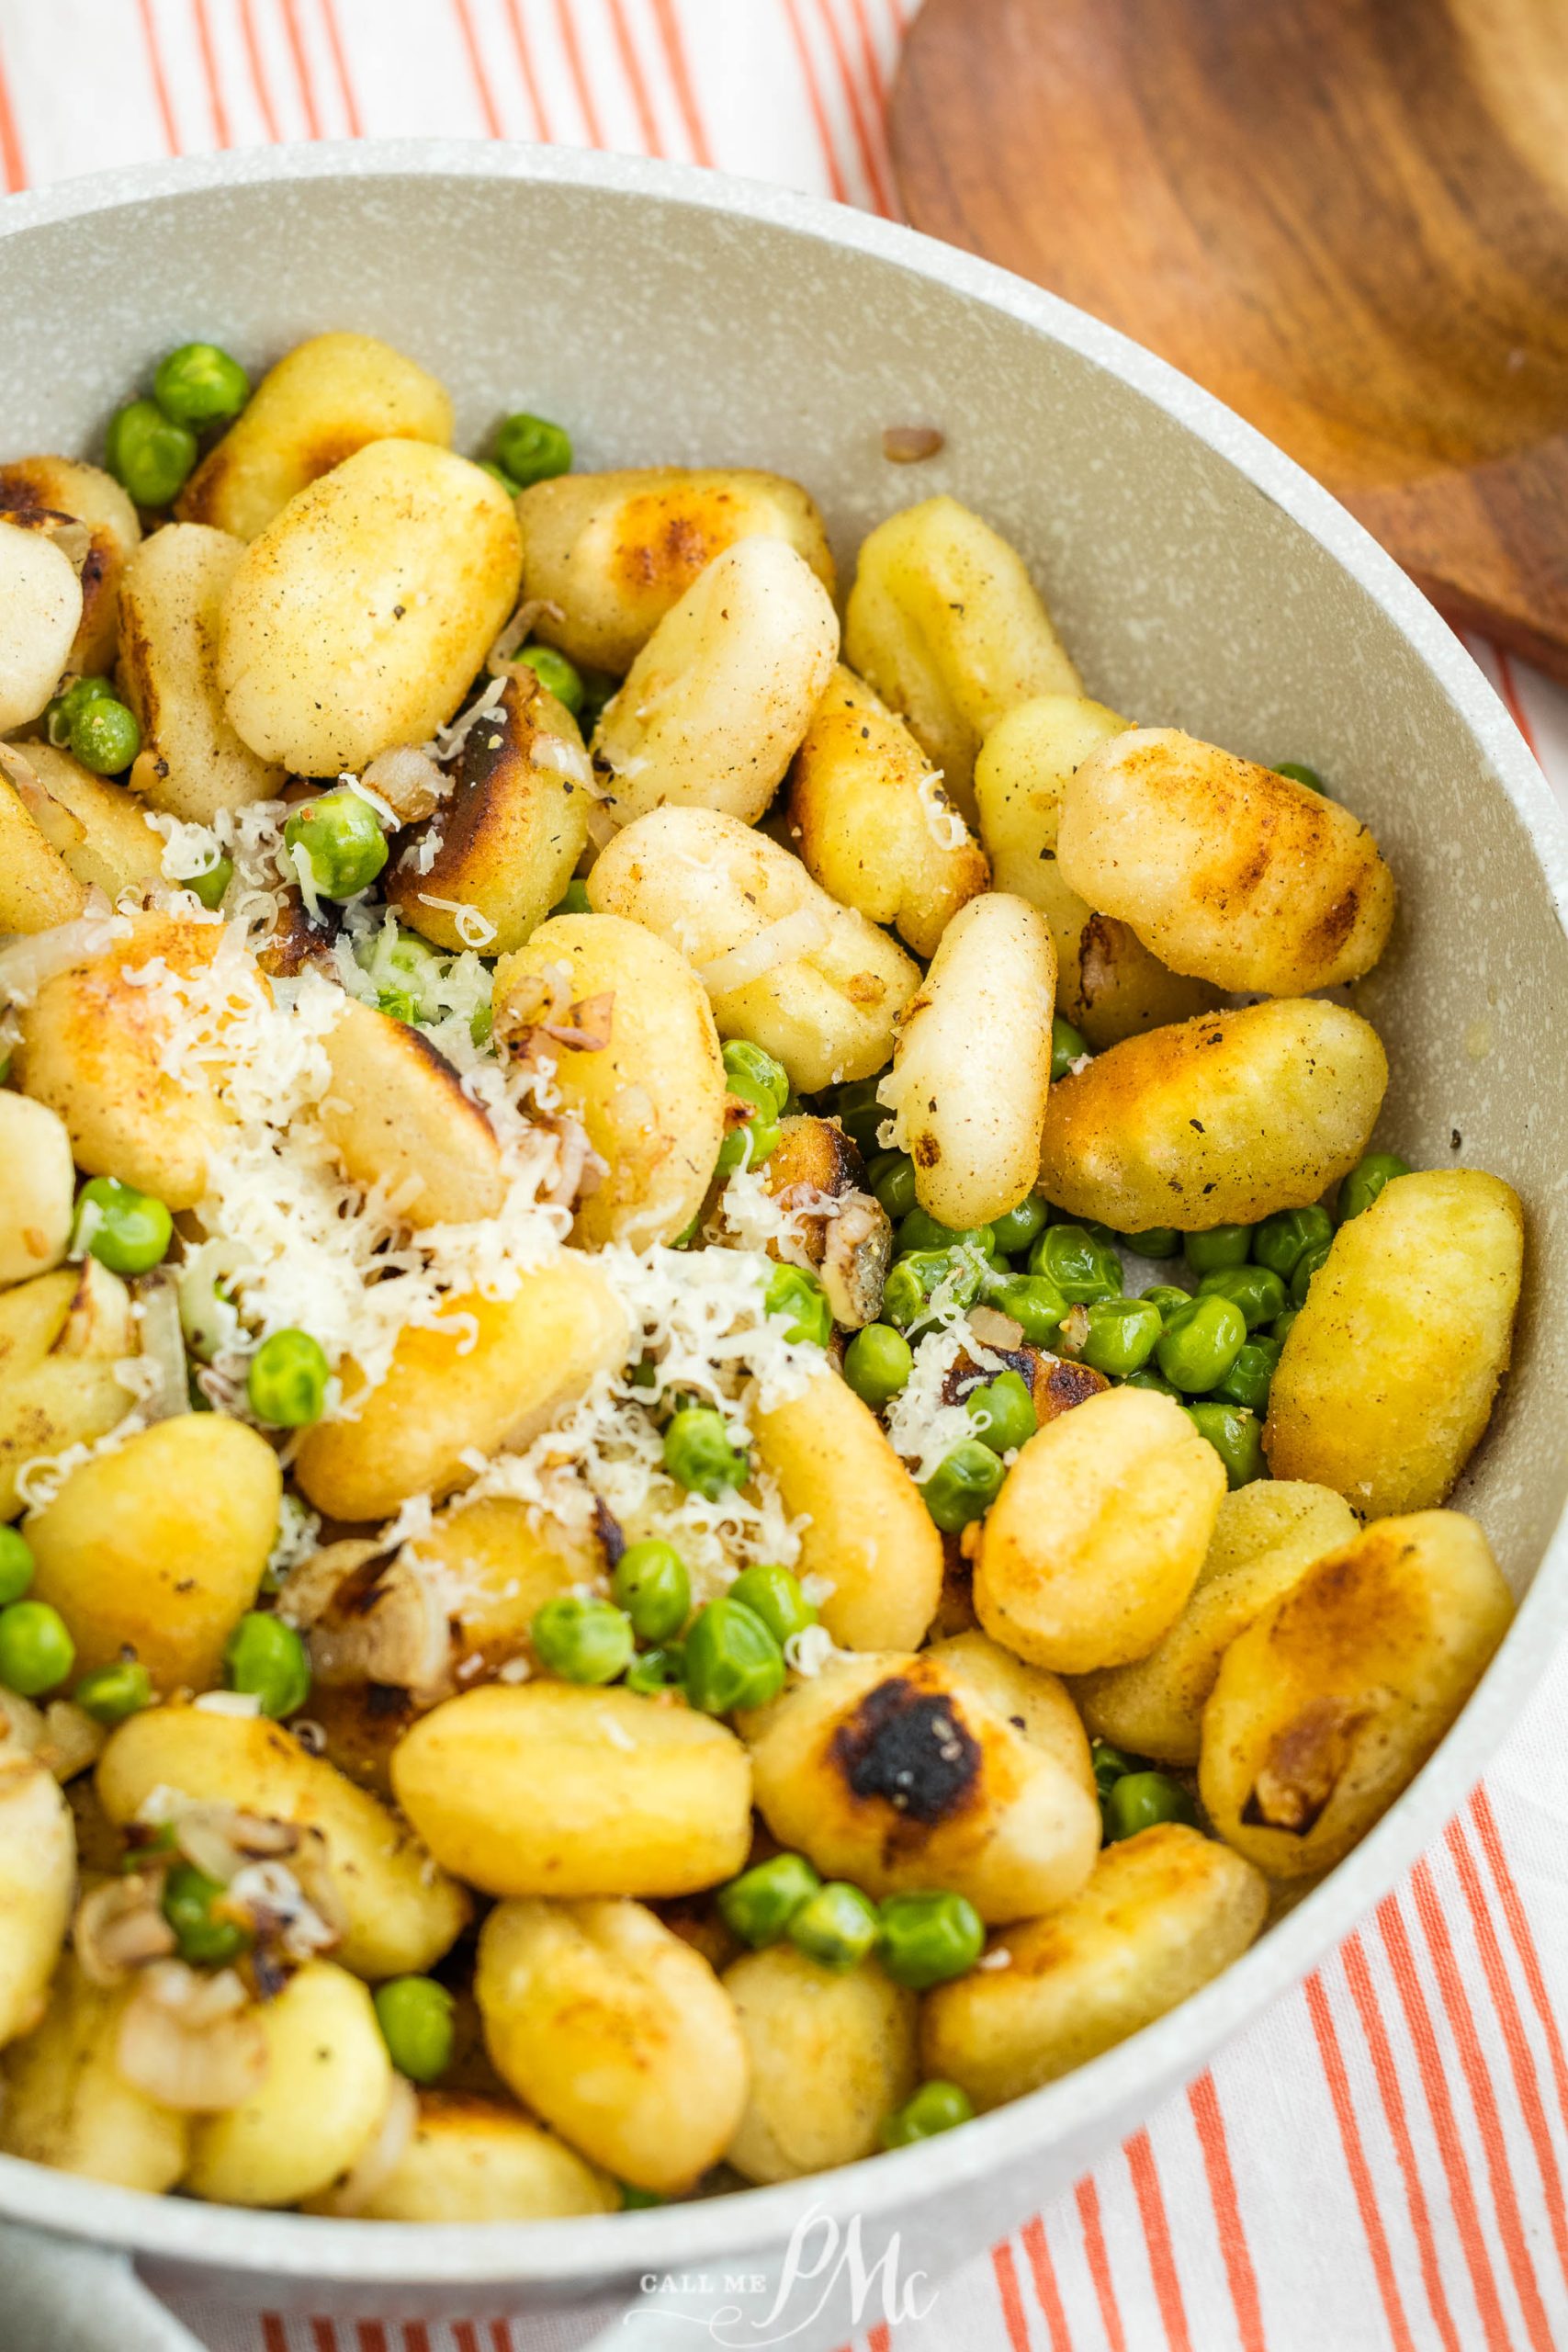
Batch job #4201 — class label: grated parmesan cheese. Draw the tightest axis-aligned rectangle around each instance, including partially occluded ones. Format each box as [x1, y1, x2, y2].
[125, 933, 571, 1407]
[416, 894, 497, 950]
[451, 1238, 825, 1598]
[883, 1263, 1007, 1485]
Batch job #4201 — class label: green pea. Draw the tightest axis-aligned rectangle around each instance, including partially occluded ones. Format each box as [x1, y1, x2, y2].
[843, 1321, 913, 1408]
[1122, 1226, 1180, 1259]
[1079, 1295, 1163, 1378]
[728, 1563, 817, 1646]
[578, 668, 619, 733]
[876, 1889, 986, 1988]
[1196, 1263, 1287, 1331]
[987, 1195, 1050, 1258]
[1337, 1151, 1411, 1224]
[763, 1263, 832, 1347]
[786, 1880, 881, 1971]
[373, 1976, 456, 2084]
[1274, 760, 1325, 793]
[71, 696, 141, 776]
[105, 398, 197, 506]
[612, 1540, 691, 1645]
[1213, 1337, 1280, 1416]
[1103, 1770, 1200, 1841]
[869, 1151, 918, 1222]
[833, 1078, 886, 1158]
[479, 459, 522, 497]
[0, 1528, 33, 1607]
[223, 1611, 310, 1717]
[920, 1440, 1006, 1533]
[1090, 1739, 1145, 1799]
[898, 1208, 994, 1259]
[1186, 1401, 1266, 1488]
[662, 1405, 748, 1499]
[247, 1329, 330, 1427]
[73, 1660, 154, 1725]
[1271, 1306, 1300, 1347]
[162, 1862, 252, 1968]
[495, 411, 572, 486]
[882, 1249, 983, 1333]
[153, 341, 250, 428]
[44, 673, 114, 747]
[0, 1600, 73, 1696]
[1291, 1238, 1334, 1306]
[1184, 1224, 1253, 1273]
[1138, 1283, 1193, 1322]
[1030, 1222, 1122, 1304]
[716, 1069, 782, 1176]
[1123, 1367, 1181, 1397]
[178, 854, 233, 910]
[1156, 1295, 1247, 1394]
[1051, 1014, 1089, 1081]
[624, 1643, 685, 1694]
[530, 1595, 635, 1685]
[984, 1272, 1067, 1347]
[965, 1369, 1037, 1455]
[881, 2080, 975, 2147]
[517, 642, 583, 714]
[73, 1176, 172, 1275]
[682, 1597, 785, 1714]
[722, 1040, 790, 1114]
[1252, 1204, 1333, 1283]
[716, 1851, 820, 1947]
[551, 878, 592, 917]
[283, 786, 388, 901]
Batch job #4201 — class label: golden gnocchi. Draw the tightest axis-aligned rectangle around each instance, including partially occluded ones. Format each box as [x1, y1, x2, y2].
[491, 910, 726, 1250]
[745, 1648, 1100, 1922]
[844, 495, 1081, 815]
[1264, 1170, 1524, 1516]
[1037, 998, 1389, 1230]
[878, 890, 1055, 1229]
[976, 1385, 1226, 1674]
[1057, 728, 1396, 994]
[476, 1896, 748, 2194]
[219, 439, 522, 775]
[921, 1826, 1268, 2106]
[588, 803, 920, 1091]
[593, 536, 839, 827]
[1200, 1510, 1513, 1877]
[177, 331, 454, 541]
[787, 663, 989, 956]
[517, 464, 835, 674]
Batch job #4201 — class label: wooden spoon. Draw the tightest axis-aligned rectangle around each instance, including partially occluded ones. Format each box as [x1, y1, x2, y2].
[892, 0, 1568, 678]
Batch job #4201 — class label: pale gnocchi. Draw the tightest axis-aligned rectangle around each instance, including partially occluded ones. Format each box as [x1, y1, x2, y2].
[0, 332, 1525, 2223]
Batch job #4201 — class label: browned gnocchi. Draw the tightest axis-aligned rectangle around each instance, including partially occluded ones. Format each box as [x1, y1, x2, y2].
[516, 464, 835, 674]
[1037, 998, 1389, 1230]
[1199, 1511, 1513, 1877]
[1057, 728, 1396, 994]
[1264, 1170, 1524, 1515]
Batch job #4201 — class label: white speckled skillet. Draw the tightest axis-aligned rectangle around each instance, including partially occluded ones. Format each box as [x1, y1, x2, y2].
[0, 141, 1565, 2352]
